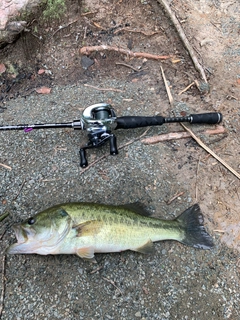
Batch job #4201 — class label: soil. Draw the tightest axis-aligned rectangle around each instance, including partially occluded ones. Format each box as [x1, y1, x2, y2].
[0, 0, 239, 319]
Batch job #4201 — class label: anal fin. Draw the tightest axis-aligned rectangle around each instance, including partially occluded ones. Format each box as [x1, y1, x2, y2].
[133, 240, 155, 254]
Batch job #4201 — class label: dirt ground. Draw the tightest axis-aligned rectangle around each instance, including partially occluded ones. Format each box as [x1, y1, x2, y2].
[0, 0, 239, 319]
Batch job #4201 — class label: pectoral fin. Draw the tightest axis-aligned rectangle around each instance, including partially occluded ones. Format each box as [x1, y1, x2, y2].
[76, 247, 97, 263]
[73, 220, 103, 237]
[133, 240, 155, 254]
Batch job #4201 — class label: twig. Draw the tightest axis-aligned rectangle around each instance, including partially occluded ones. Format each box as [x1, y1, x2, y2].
[83, 84, 123, 92]
[180, 123, 240, 180]
[81, 11, 98, 17]
[160, 58, 238, 180]
[213, 229, 225, 233]
[0, 179, 26, 241]
[92, 22, 106, 30]
[80, 45, 171, 60]
[83, 26, 87, 39]
[52, 19, 79, 36]
[102, 277, 123, 295]
[90, 266, 103, 274]
[0, 163, 12, 170]
[0, 212, 9, 222]
[160, 66, 174, 107]
[178, 82, 195, 95]
[196, 157, 201, 201]
[12, 180, 26, 202]
[141, 126, 226, 144]
[41, 178, 61, 182]
[114, 27, 160, 36]
[115, 62, 139, 72]
[156, 0, 208, 83]
[0, 254, 6, 318]
[166, 191, 184, 204]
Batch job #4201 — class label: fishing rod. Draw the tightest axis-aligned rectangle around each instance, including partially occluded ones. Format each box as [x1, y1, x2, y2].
[0, 103, 222, 167]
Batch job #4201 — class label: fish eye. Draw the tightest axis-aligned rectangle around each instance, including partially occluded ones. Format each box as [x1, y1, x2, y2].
[27, 217, 35, 225]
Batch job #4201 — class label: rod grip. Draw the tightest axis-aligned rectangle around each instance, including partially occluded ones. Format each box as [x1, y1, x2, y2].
[116, 116, 165, 129]
[189, 113, 222, 124]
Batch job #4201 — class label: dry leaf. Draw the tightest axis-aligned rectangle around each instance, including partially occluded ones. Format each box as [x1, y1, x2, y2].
[36, 86, 51, 94]
[0, 63, 6, 74]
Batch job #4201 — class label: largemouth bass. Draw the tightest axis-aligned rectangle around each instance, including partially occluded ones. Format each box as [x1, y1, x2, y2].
[7, 203, 214, 262]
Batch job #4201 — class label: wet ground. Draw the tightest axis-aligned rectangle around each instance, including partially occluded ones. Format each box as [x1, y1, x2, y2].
[0, 0, 239, 319]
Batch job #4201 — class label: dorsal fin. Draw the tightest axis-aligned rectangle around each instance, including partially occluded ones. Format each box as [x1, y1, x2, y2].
[119, 202, 152, 216]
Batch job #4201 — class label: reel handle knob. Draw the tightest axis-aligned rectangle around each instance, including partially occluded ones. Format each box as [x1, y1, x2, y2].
[79, 149, 88, 168]
[109, 134, 118, 155]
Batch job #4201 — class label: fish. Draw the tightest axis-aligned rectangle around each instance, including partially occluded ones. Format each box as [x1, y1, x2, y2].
[7, 202, 214, 262]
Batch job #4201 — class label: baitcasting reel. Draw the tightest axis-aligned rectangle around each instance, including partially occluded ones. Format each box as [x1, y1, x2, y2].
[79, 103, 118, 167]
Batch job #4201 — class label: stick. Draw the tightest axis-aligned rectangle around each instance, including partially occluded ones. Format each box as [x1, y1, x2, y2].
[0, 179, 26, 241]
[115, 62, 139, 72]
[160, 56, 238, 180]
[114, 27, 160, 36]
[0, 163, 12, 170]
[102, 277, 123, 295]
[83, 84, 123, 92]
[0, 255, 6, 318]
[166, 191, 184, 204]
[52, 19, 79, 36]
[80, 45, 170, 60]
[160, 66, 174, 107]
[92, 22, 106, 30]
[178, 82, 195, 95]
[12, 179, 26, 202]
[90, 266, 103, 274]
[0, 212, 9, 222]
[141, 126, 226, 144]
[196, 157, 201, 201]
[156, 0, 208, 83]
[180, 123, 240, 180]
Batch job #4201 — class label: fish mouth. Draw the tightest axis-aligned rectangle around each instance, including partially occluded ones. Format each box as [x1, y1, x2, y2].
[7, 225, 37, 254]
[12, 225, 28, 243]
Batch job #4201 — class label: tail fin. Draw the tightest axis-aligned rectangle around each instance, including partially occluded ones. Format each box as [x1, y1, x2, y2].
[176, 204, 214, 249]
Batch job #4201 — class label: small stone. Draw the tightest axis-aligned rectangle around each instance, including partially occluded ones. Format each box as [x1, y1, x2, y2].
[81, 56, 95, 70]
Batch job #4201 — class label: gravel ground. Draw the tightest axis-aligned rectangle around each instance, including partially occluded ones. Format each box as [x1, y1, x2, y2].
[0, 79, 239, 320]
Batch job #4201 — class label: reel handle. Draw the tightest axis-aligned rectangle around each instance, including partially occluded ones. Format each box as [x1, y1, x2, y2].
[79, 149, 88, 168]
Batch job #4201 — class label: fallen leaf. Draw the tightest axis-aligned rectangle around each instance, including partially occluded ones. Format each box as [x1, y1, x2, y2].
[0, 63, 6, 74]
[2, 199, 7, 205]
[35, 86, 51, 94]
[38, 69, 45, 75]
[237, 79, 240, 85]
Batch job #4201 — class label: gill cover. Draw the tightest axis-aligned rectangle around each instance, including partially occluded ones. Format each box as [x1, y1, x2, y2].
[7, 207, 72, 255]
